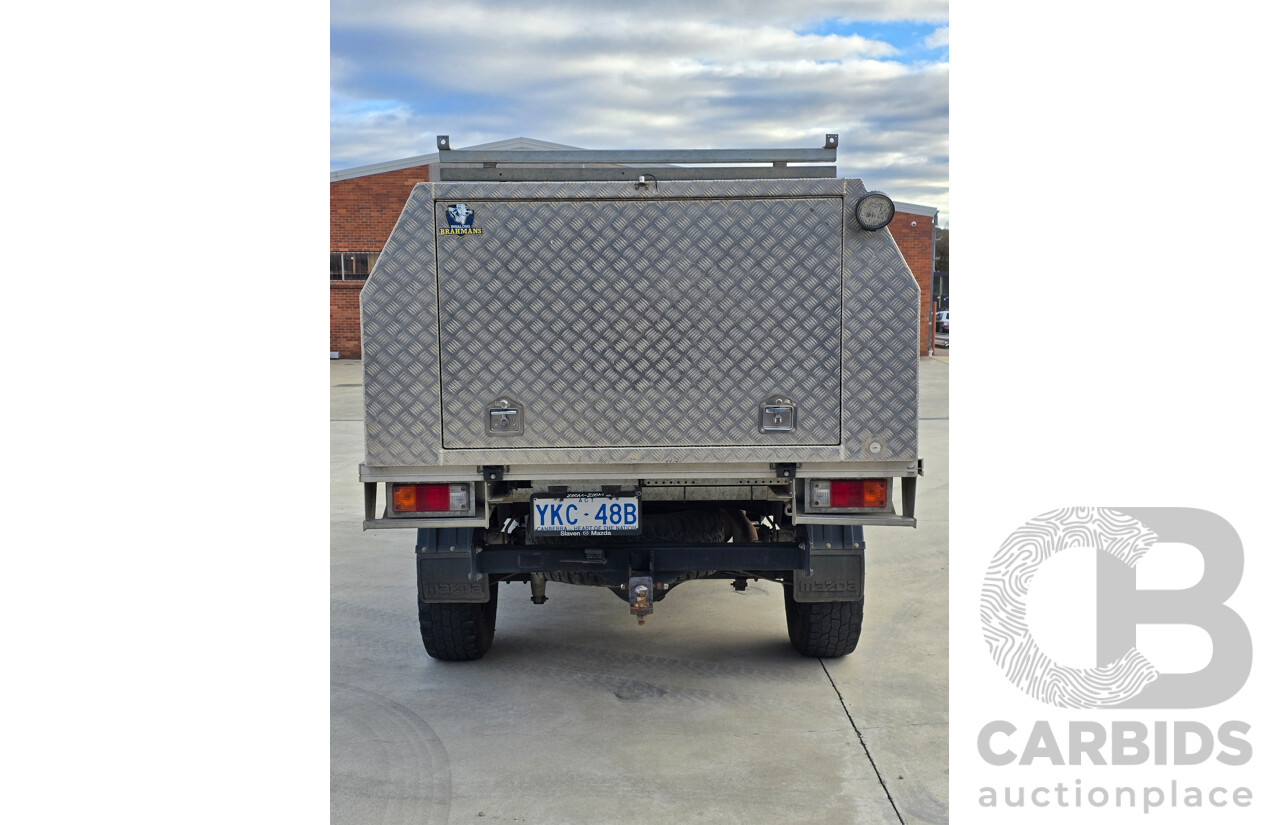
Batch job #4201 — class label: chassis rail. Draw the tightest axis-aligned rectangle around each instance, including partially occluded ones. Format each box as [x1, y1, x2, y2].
[471, 542, 807, 576]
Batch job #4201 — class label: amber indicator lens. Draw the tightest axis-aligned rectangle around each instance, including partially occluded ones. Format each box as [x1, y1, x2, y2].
[391, 483, 466, 513]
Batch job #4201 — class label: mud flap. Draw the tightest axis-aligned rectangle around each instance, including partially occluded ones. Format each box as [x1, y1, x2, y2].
[793, 524, 865, 603]
[416, 527, 490, 603]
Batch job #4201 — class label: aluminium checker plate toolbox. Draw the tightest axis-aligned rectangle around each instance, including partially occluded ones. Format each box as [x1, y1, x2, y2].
[360, 179, 918, 472]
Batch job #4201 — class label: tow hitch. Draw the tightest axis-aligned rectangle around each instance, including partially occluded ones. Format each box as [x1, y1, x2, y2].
[628, 575, 654, 625]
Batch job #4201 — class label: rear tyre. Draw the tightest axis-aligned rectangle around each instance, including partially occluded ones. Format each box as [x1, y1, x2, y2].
[783, 586, 863, 657]
[418, 580, 499, 661]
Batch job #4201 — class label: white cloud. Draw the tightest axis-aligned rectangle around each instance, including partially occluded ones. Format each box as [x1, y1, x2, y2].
[331, 1, 949, 222]
[332, 1, 951, 29]
[925, 26, 949, 48]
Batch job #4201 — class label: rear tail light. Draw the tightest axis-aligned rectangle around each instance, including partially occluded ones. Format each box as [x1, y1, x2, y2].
[809, 479, 887, 509]
[390, 483, 471, 513]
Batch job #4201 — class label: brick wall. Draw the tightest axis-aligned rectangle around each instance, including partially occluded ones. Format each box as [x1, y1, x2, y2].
[330, 281, 365, 358]
[886, 212, 937, 354]
[330, 165, 431, 358]
[331, 165, 430, 250]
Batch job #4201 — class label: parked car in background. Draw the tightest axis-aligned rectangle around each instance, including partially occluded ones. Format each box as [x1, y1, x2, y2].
[935, 310, 949, 334]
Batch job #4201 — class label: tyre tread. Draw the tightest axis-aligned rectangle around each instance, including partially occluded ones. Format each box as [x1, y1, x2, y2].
[418, 582, 498, 661]
[784, 589, 863, 657]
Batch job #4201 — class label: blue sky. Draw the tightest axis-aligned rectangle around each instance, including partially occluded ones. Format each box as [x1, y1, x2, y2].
[331, 1, 949, 223]
[799, 18, 949, 60]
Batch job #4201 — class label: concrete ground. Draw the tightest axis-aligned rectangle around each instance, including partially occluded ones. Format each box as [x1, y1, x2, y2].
[331, 358, 948, 824]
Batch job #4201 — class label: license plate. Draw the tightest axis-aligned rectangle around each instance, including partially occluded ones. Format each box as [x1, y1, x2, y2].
[530, 493, 642, 536]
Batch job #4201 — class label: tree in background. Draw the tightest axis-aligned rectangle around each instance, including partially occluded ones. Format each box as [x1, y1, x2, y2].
[934, 227, 948, 272]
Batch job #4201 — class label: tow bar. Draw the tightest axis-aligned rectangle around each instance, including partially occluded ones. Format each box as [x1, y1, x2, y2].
[628, 575, 654, 625]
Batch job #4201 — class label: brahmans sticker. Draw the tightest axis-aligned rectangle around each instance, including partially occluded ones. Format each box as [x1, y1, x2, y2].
[440, 203, 482, 236]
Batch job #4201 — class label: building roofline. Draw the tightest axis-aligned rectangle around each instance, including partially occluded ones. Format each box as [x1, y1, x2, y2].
[892, 201, 939, 218]
[330, 137, 585, 182]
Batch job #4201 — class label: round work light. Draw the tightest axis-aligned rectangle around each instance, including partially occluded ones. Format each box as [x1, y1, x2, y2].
[854, 192, 895, 230]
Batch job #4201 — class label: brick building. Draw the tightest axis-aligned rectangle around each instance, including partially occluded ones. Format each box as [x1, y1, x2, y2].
[331, 138, 939, 357]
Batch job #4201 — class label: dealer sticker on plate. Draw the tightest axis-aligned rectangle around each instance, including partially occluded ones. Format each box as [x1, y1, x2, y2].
[530, 492, 642, 536]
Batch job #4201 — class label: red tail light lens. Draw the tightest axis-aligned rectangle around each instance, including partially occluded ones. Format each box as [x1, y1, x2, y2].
[810, 479, 888, 509]
[391, 483, 470, 513]
[830, 479, 886, 508]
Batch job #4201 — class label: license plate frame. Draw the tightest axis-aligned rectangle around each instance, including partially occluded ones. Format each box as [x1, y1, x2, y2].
[529, 492, 642, 537]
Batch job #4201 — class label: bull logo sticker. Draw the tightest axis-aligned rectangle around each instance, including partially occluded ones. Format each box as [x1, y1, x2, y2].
[440, 203, 482, 236]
